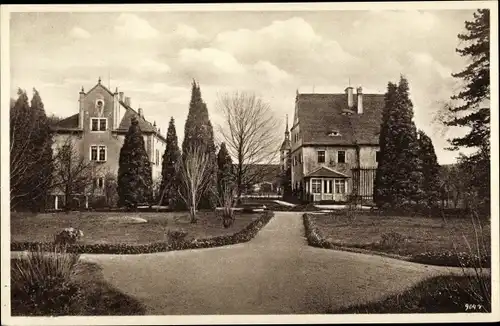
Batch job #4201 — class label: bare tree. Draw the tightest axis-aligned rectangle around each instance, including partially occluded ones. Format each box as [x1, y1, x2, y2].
[177, 146, 212, 223]
[216, 91, 281, 201]
[52, 137, 101, 212]
[212, 181, 237, 228]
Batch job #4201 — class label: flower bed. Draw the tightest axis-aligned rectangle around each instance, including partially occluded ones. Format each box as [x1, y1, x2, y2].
[12, 211, 274, 255]
[303, 213, 490, 268]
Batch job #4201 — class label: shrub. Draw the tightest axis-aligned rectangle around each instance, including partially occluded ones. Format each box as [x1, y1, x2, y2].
[165, 229, 188, 249]
[379, 231, 406, 248]
[54, 228, 84, 246]
[11, 248, 81, 316]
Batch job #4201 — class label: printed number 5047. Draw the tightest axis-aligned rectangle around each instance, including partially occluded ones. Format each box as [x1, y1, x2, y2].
[465, 304, 483, 311]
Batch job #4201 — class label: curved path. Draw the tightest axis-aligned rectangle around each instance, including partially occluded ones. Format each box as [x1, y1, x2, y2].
[80, 212, 476, 315]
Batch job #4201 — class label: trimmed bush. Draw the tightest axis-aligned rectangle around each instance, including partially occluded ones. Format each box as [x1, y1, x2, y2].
[12, 211, 274, 255]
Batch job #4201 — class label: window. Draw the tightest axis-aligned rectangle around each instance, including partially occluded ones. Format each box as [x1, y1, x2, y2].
[91, 118, 107, 131]
[376, 151, 381, 162]
[328, 130, 341, 137]
[334, 179, 346, 194]
[317, 151, 325, 163]
[338, 151, 346, 163]
[93, 177, 105, 189]
[90, 145, 107, 162]
[311, 179, 322, 193]
[328, 180, 334, 194]
[323, 180, 329, 194]
[155, 149, 160, 166]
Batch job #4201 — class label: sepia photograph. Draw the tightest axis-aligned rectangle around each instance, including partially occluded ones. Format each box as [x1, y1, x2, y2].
[1, 1, 498, 325]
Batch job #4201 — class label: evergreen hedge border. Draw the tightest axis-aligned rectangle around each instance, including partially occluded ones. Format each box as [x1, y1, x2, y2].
[11, 211, 274, 255]
[302, 213, 490, 268]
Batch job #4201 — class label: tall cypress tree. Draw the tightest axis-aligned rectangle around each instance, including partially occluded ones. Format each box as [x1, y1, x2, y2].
[374, 76, 423, 209]
[117, 117, 153, 210]
[159, 117, 181, 207]
[217, 142, 234, 197]
[182, 80, 217, 209]
[29, 89, 54, 212]
[417, 130, 441, 208]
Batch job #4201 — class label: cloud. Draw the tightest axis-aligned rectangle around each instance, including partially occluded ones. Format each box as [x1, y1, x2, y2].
[172, 23, 206, 41]
[252, 61, 293, 85]
[114, 13, 159, 39]
[178, 47, 247, 76]
[134, 59, 171, 74]
[214, 17, 358, 76]
[70, 26, 91, 39]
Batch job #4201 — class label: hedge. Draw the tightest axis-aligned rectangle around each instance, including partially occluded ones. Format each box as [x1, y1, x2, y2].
[11, 211, 274, 255]
[302, 213, 490, 268]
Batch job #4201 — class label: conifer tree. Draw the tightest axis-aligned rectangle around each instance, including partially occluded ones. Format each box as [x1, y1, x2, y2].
[10, 89, 53, 211]
[417, 130, 441, 208]
[182, 80, 217, 209]
[29, 89, 54, 211]
[159, 117, 181, 208]
[374, 76, 423, 209]
[117, 117, 153, 210]
[445, 9, 490, 210]
[217, 142, 234, 197]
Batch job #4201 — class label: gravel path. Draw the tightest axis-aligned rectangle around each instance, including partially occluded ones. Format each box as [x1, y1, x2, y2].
[79, 212, 476, 314]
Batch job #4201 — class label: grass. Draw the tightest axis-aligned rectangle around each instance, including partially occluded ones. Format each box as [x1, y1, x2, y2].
[331, 275, 491, 313]
[11, 250, 145, 316]
[11, 211, 260, 245]
[309, 213, 491, 259]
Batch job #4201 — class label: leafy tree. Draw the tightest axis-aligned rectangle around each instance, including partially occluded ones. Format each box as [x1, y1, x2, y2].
[117, 117, 153, 210]
[374, 76, 423, 209]
[417, 130, 441, 208]
[10, 89, 53, 211]
[182, 80, 217, 209]
[445, 9, 490, 210]
[159, 117, 181, 208]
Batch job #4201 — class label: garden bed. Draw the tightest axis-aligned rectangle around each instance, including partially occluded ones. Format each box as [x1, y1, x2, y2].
[11, 257, 146, 316]
[303, 213, 491, 268]
[330, 274, 491, 313]
[11, 211, 274, 254]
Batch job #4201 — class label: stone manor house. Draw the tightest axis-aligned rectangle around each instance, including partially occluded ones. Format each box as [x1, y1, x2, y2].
[50, 78, 167, 209]
[280, 85, 384, 203]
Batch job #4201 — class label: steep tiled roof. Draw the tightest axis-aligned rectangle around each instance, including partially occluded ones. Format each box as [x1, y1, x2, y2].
[116, 101, 156, 133]
[305, 166, 349, 178]
[295, 93, 385, 145]
[54, 113, 79, 130]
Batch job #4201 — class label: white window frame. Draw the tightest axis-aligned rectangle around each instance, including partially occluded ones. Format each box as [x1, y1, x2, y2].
[311, 179, 322, 194]
[90, 117, 108, 132]
[317, 150, 326, 163]
[334, 179, 347, 194]
[94, 176, 105, 189]
[90, 145, 107, 162]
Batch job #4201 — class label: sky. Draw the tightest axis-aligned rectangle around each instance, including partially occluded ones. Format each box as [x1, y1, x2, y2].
[9, 9, 480, 164]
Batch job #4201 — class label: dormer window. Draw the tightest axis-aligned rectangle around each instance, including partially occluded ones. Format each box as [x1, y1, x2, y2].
[328, 130, 341, 137]
[91, 118, 107, 131]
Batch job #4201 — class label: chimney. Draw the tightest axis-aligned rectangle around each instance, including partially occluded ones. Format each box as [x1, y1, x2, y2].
[345, 86, 354, 108]
[119, 92, 124, 102]
[124, 96, 131, 107]
[79, 87, 85, 129]
[138, 107, 143, 117]
[356, 86, 363, 114]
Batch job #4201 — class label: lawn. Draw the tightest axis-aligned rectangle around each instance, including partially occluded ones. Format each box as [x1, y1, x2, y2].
[11, 211, 260, 245]
[308, 213, 491, 261]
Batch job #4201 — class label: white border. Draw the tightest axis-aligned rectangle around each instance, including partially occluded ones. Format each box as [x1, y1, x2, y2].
[1, 2, 499, 325]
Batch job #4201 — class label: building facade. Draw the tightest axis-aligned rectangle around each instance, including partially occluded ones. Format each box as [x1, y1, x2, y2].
[288, 86, 384, 203]
[51, 78, 167, 209]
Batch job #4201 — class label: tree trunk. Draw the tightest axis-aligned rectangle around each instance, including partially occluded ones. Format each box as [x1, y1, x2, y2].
[190, 205, 197, 223]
